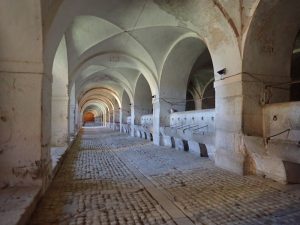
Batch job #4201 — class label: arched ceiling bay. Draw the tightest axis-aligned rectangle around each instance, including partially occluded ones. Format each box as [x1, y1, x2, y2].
[82, 97, 115, 112]
[83, 106, 101, 118]
[81, 102, 107, 116]
[80, 88, 121, 107]
[77, 80, 126, 104]
[74, 66, 135, 96]
[46, 0, 249, 113]
[81, 99, 111, 113]
[70, 52, 159, 96]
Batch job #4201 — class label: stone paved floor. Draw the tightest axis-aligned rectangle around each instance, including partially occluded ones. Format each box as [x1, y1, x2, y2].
[29, 127, 300, 225]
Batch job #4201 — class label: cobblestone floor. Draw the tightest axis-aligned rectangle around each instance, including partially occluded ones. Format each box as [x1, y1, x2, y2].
[29, 127, 300, 225]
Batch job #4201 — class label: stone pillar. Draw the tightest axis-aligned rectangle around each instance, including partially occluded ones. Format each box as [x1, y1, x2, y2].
[68, 87, 76, 140]
[107, 110, 110, 127]
[152, 98, 161, 145]
[119, 108, 123, 132]
[195, 99, 202, 110]
[69, 104, 75, 137]
[152, 98, 178, 146]
[75, 103, 80, 131]
[0, 0, 51, 187]
[107, 111, 109, 126]
[51, 96, 69, 147]
[114, 108, 120, 131]
[112, 110, 116, 130]
[102, 111, 106, 127]
[214, 74, 245, 174]
[158, 97, 185, 128]
[214, 71, 290, 175]
[130, 105, 135, 137]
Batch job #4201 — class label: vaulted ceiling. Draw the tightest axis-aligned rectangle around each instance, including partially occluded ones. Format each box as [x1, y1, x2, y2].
[44, 0, 284, 116]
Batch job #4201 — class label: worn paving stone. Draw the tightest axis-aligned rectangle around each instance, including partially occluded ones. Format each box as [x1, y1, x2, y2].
[114, 135, 300, 225]
[30, 127, 300, 225]
[29, 128, 176, 225]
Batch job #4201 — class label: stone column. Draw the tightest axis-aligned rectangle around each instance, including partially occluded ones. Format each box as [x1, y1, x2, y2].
[119, 108, 123, 132]
[195, 99, 202, 110]
[214, 75, 245, 174]
[214, 71, 290, 175]
[51, 96, 69, 147]
[106, 111, 109, 126]
[69, 105, 75, 136]
[75, 103, 80, 132]
[114, 109, 120, 131]
[68, 87, 76, 140]
[152, 98, 161, 145]
[79, 111, 83, 128]
[130, 105, 135, 137]
[152, 98, 178, 146]
[112, 110, 115, 129]
[0, 0, 50, 187]
[110, 110, 113, 127]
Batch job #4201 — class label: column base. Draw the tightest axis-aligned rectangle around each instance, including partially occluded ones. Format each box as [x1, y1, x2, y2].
[215, 148, 245, 175]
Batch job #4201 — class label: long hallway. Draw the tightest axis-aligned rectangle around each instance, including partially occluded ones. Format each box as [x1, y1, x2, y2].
[30, 128, 300, 225]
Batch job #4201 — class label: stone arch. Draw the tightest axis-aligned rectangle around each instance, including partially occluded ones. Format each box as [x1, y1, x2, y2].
[159, 35, 213, 125]
[83, 111, 95, 123]
[79, 88, 121, 109]
[242, 0, 300, 136]
[51, 35, 69, 147]
[243, 0, 300, 103]
[133, 74, 153, 125]
[81, 101, 109, 114]
[70, 60, 135, 104]
[71, 52, 159, 96]
[201, 78, 215, 109]
[187, 49, 215, 111]
[80, 97, 115, 114]
[81, 101, 108, 123]
[81, 101, 107, 125]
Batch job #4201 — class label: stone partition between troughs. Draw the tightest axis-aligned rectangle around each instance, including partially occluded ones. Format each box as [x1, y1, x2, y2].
[243, 101, 300, 183]
[160, 109, 216, 160]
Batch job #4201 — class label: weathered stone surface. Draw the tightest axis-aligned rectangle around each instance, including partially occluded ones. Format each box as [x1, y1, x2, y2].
[30, 128, 300, 225]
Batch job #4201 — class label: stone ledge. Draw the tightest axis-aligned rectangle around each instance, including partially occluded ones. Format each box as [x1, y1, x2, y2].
[51, 146, 67, 174]
[0, 186, 41, 225]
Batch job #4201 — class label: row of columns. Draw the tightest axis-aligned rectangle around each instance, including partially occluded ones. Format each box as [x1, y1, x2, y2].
[56, 71, 273, 178]
[107, 74, 266, 176]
